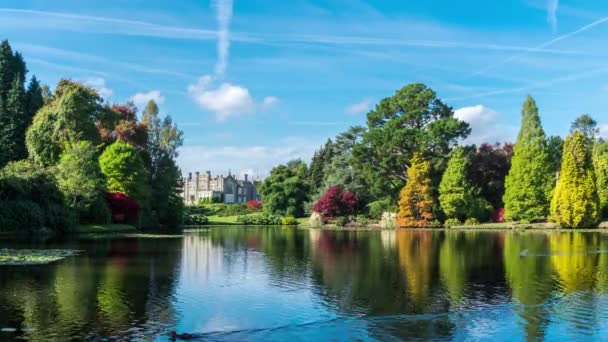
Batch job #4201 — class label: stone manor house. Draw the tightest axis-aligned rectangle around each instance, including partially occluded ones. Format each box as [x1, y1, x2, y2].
[181, 170, 259, 205]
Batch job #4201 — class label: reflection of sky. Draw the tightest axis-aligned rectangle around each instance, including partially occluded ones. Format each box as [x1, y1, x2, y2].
[169, 233, 367, 341]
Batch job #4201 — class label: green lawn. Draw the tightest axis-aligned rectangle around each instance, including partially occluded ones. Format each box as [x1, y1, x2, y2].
[206, 215, 241, 225]
[76, 224, 137, 233]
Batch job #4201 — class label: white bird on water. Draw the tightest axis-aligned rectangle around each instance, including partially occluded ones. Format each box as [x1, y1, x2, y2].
[519, 249, 529, 257]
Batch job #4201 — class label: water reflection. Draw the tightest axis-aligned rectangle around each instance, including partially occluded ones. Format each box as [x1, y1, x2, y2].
[1, 229, 608, 340]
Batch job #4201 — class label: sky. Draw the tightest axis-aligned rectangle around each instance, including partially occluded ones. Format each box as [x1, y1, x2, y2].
[1, 0, 608, 179]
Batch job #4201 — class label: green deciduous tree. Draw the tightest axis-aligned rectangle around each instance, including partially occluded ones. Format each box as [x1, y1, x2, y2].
[26, 80, 104, 166]
[259, 164, 309, 217]
[352, 83, 470, 200]
[99, 141, 148, 206]
[56, 140, 109, 223]
[592, 140, 608, 218]
[570, 114, 598, 140]
[503, 96, 553, 221]
[550, 131, 600, 228]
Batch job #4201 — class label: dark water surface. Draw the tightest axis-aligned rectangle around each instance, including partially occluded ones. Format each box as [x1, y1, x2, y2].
[2, 228, 608, 341]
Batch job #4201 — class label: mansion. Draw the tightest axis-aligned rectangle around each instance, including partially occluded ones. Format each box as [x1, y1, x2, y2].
[182, 170, 259, 205]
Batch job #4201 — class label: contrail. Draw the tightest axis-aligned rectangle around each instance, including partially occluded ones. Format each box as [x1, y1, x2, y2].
[470, 15, 608, 78]
[213, 0, 233, 77]
[547, 0, 559, 32]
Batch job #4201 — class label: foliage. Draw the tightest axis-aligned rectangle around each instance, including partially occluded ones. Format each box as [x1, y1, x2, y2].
[335, 216, 349, 227]
[99, 141, 148, 206]
[259, 164, 309, 217]
[149, 152, 184, 228]
[281, 216, 299, 226]
[468, 143, 513, 209]
[308, 212, 323, 227]
[56, 140, 108, 223]
[379, 212, 397, 229]
[397, 153, 434, 227]
[491, 208, 506, 223]
[593, 141, 608, 218]
[439, 147, 478, 220]
[104, 191, 141, 224]
[308, 139, 335, 195]
[503, 96, 553, 221]
[183, 207, 209, 225]
[247, 199, 263, 211]
[26, 79, 104, 166]
[464, 218, 480, 226]
[550, 131, 601, 228]
[312, 185, 359, 220]
[443, 218, 462, 228]
[546, 135, 564, 178]
[202, 203, 250, 216]
[367, 198, 397, 220]
[236, 213, 282, 225]
[0, 40, 43, 167]
[570, 114, 598, 140]
[0, 160, 75, 233]
[352, 83, 470, 200]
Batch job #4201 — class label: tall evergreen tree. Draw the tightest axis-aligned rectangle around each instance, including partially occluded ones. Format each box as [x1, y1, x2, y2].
[550, 131, 600, 228]
[25, 75, 44, 118]
[593, 141, 608, 218]
[503, 96, 553, 221]
[308, 139, 334, 195]
[397, 153, 434, 227]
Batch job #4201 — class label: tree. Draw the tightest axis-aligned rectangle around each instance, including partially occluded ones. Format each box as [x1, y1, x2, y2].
[439, 147, 490, 221]
[99, 141, 148, 206]
[397, 153, 434, 227]
[312, 185, 359, 221]
[308, 139, 334, 195]
[546, 135, 564, 178]
[570, 114, 598, 140]
[56, 140, 108, 223]
[259, 164, 309, 217]
[593, 141, 608, 218]
[550, 131, 600, 228]
[352, 83, 470, 200]
[26, 80, 103, 166]
[0, 40, 39, 167]
[468, 143, 513, 209]
[503, 96, 553, 221]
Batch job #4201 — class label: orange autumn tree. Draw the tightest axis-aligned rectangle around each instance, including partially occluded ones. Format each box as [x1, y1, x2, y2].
[397, 153, 434, 227]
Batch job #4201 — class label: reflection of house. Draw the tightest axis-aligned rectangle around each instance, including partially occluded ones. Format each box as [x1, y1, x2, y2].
[181, 170, 259, 205]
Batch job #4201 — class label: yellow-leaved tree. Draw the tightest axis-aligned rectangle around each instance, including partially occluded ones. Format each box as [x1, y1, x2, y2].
[397, 153, 434, 227]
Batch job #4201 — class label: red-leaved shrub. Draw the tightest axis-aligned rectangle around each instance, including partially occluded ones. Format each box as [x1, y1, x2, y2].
[313, 186, 359, 221]
[491, 208, 505, 223]
[247, 200, 263, 211]
[105, 191, 141, 223]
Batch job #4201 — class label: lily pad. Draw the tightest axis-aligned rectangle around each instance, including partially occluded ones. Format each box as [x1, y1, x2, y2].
[0, 249, 80, 266]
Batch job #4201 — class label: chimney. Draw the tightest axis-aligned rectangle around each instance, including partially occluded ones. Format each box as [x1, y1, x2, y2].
[188, 172, 192, 181]
[206, 170, 211, 176]
[244, 174, 248, 181]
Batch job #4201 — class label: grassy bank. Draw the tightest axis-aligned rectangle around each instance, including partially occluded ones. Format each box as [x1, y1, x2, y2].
[0, 249, 80, 265]
[76, 224, 137, 234]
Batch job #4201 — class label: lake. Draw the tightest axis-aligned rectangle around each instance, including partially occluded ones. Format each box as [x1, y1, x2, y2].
[1, 228, 608, 341]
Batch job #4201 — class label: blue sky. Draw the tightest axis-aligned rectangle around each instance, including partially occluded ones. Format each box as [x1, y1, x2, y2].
[1, 0, 607, 178]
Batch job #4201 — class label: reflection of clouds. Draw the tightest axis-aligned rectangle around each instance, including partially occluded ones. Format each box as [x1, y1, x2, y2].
[381, 230, 395, 249]
[181, 234, 224, 284]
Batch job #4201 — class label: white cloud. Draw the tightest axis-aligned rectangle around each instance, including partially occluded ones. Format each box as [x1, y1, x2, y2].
[345, 98, 372, 114]
[177, 137, 320, 179]
[599, 124, 608, 139]
[547, 0, 559, 32]
[188, 75, 277, 121]
[82, 77, 112, 99]
[454, 105, 516, 145]
[213, 0, 233, 77]
[129, 90, 165, 108]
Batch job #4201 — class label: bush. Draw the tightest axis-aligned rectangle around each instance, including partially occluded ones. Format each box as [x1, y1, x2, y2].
[105, 191, 141, 224]
[335, 216, 349, 227]
[0, 200, 44, 233]
[444, 218, 462, 228]
[309, 212, 324, 227]
[367, 198, 397, 220]
[184, 214, 208, 225]
[464, 218, 480, 226]
[203, 203, 250, 217]
[237, 213, 282, 225]
[281, 216, 299, 226]
[379, 212, 397, 229]
[247, 200, 263, 211]
[312, 186, 359, 221]
[491, 208, 506, 223]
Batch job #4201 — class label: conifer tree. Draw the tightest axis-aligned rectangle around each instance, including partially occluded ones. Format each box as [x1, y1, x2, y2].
[503, 96, 553, 221]
[550, 131, 600, 228]
[397, 153, 434, 227]
[593, 141, 608, 218]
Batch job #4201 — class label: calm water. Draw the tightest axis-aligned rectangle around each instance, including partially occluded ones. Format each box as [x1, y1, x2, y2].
[1, 228, 608, 341]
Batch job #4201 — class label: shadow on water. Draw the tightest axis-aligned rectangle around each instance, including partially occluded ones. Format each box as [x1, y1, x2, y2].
[2, 228, 608, 340]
